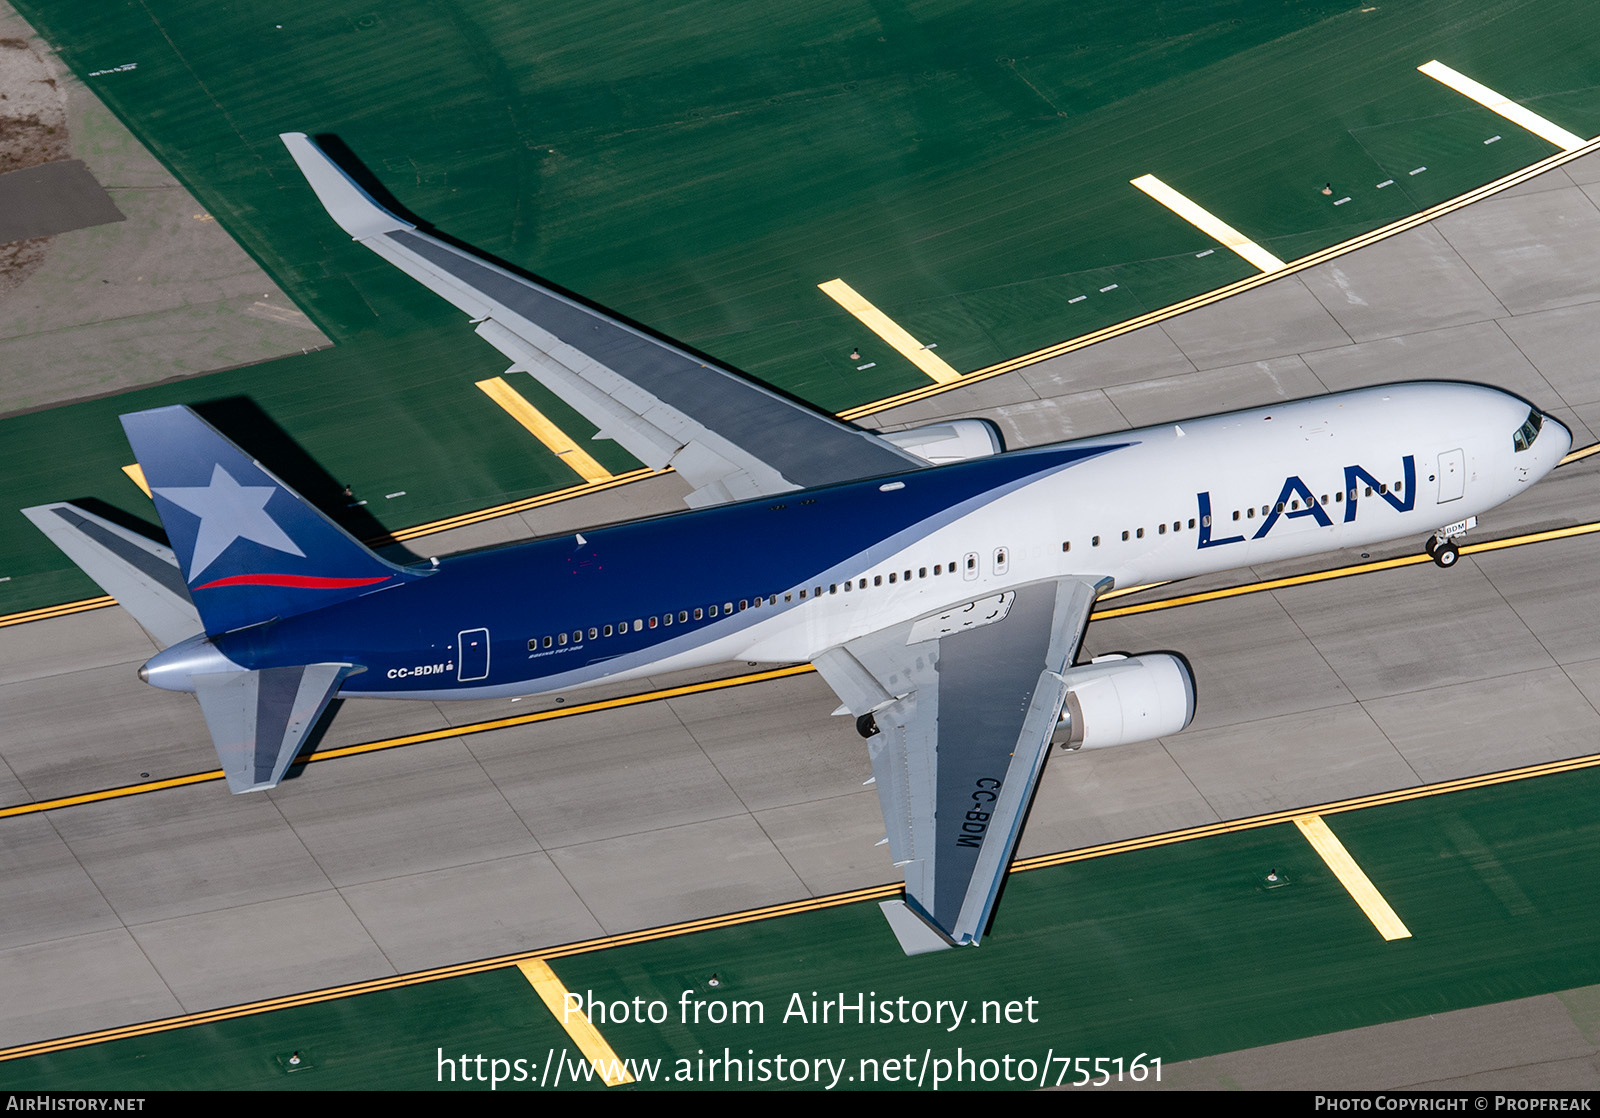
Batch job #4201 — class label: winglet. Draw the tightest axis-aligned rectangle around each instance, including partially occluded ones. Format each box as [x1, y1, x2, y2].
[280, 132, 413, 241]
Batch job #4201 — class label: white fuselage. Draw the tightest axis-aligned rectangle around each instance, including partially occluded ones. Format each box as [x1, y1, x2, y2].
[331, 381, 1567, 702]
[618, 382, 1564, 680]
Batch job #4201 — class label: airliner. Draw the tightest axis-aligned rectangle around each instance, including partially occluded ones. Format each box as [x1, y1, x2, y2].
[23, 134, 1571, 955]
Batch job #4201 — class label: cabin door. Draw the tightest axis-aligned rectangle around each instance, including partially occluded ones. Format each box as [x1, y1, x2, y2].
[457, 628, 490, 682]
[1437, 449, 1465, 503]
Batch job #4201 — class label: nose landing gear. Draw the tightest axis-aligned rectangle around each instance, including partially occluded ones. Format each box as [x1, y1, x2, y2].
[1425, 515, 1476, 568]
[1425, 535, 1460, 567]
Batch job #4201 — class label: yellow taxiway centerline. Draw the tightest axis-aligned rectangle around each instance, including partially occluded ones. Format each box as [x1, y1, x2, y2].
[476, 376, 613, 484]
[818, 278, 962, 384]
[517, 959, 634, 1086]
[1418, 60, 1587, 152]
[1293, 814, 1411, 941]
[21, 740, 1600, 1063]
[6, 512, 1599, 820]
[1129, 174, 1286, 273]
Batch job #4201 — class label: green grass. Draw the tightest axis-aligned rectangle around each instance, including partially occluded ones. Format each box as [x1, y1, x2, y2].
[5, 0, 1600, 616]
[7, 765, 1600, 1089]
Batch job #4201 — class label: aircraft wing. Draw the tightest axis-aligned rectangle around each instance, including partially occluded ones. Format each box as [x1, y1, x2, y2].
[812, 575, 1109, 952]
[281, 133, 926, 508]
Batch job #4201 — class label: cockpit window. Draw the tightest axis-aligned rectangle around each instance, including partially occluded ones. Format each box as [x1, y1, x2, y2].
[1513, 408, 1543, 453]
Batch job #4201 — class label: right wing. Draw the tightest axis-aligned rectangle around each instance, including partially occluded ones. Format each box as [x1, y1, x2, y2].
[281, 133, 926, 508]
[813, 575, 1110, 951]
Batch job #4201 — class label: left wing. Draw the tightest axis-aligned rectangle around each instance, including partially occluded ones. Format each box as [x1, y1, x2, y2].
[813, 575, 1110, 952]
[281, 132, 926, 507]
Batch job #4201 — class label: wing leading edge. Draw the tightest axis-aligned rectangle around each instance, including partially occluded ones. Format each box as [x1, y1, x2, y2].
[280, 132, 925, 507]
[813, 575, 1109, 952]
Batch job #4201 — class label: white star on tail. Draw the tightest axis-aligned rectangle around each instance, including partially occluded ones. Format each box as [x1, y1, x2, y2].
[154, 464, 306, 581]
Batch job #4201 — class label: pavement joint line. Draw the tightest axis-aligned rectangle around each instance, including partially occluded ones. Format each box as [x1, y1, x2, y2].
[1418, 60, 1588, 152]
[517, 959, 634, 1086]
[1129, 174, 1287, 273]
[817, 278, 961, 384]
[475, 376, 613, 484]
[8, 142, 1599, 632]
[1292, 814, 1412, 940]
[10, 735, 1600, 1064]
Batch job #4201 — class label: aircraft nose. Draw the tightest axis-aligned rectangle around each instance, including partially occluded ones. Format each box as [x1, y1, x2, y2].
[1547, 414, 1573, 463]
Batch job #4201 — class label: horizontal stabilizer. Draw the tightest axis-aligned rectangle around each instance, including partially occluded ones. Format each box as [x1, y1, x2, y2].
[193, 663, 355, 793]
[22, 502, 200, 647]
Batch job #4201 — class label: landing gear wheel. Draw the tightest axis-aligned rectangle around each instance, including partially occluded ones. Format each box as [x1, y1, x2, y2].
[855, 713, 880, 739]
[1432, 540, 1460, 568]
[1423, 535, 1439, 557]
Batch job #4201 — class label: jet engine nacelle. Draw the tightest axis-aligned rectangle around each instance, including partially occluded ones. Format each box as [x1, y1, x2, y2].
[879, 418, 1004, 465]
[1053, 653, 1195, 751]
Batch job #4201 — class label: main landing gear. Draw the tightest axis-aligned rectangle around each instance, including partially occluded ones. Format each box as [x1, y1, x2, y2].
[1424, 533, 1460, 568]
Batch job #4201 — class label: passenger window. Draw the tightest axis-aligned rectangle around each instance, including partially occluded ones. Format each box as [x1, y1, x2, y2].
[527, 639, 538, 651]
[648, 617, 657, 629]
[1275, 502, 1285, 513]
[634, 619, 643, 631]
[859, 578, 867, 589]
[604, 624, 614, 637]
[1232, 510, 1240, 521]
[1136, 527, 1144, 539]
[874, 576, 883, 587]
[1121, 530, 1129, 541]
[1188, 518, 1196, 528]
[888, 573, 896, 584]
[588, 627, 598, 640]
[1092, 535, 1100, 546]
[558, 633, 568, 646]
[933, 565, 942, 575]
[919, 568, 927, 578]
[1158, 523, 1166, 535]
[694, 609, 703, 620]
[663, 613, 672, 626]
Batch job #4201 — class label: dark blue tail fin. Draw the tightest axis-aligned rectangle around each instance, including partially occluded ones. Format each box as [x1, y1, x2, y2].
[121, 405, 424, 636]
